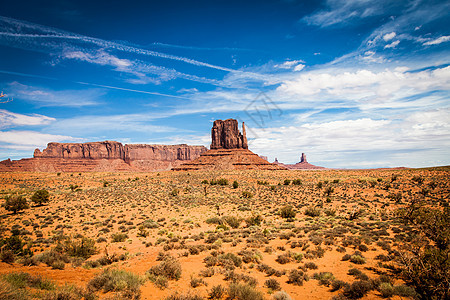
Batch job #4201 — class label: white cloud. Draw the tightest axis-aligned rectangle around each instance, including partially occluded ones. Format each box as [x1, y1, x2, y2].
[423, 35, 450, 46]
[274, 60, 305, 69]
[384, 40, 400, 49]
[293, 64, 305, 72]
[383, 32, 396, 41]
[276, 66, 450, 103]
[0, 109, 55, 128]
[302, 0, 391, 27]
[0, 130, 76, 146]
[246, 108, 450, 168]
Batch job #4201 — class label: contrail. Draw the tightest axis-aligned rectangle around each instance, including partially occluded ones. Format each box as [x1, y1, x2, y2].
[0, 69, 191, 100]
[0, 16, 236, 73]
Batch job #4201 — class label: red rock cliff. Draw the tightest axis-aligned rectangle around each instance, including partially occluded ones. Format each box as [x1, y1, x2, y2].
[210, 119, 248, 149]
[34, 141, 126, 160]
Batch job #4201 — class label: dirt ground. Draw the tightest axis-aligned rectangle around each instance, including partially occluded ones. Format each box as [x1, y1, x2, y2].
[0, 167, 448, 299]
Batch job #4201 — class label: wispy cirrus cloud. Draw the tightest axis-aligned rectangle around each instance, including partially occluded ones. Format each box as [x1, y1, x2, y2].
[0, 109, 55, 129]
[7, 81, 103, 107]
[301, 0, 402, 28]
[0, 15, 240, 87]
[423, 35, 450, 46]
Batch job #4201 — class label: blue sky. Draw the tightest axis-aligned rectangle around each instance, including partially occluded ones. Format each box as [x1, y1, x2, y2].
[0, 0, 449, 168]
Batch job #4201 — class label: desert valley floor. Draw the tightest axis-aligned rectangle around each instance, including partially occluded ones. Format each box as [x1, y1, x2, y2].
[0, 168, 448, 299]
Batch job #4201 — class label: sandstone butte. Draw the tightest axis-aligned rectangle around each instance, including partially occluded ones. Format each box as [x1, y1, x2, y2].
[274, 152, 327, 170]
[0, 142, 207, 172]
[173, 119, 286, 171]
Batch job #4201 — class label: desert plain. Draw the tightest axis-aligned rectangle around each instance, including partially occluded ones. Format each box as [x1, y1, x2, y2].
[0, 167, 448, 300]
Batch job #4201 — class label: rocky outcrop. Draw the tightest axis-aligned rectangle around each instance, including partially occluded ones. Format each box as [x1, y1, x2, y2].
[174, 119, 285, 171]
[211, 119, 248, 149]
[34, 141, 126, 160]
[274, 153, 326, 170]
[1, 141, 207, 172]
[300, 153, 307, 163]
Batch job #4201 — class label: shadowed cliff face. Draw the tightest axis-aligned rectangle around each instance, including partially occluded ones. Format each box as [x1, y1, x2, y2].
[0, 141, 208, 172]
[210, 119, 248, 150]
[33, 142, 206, 162]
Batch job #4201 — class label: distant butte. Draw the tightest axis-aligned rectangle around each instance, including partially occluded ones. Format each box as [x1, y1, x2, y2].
[0, 142, 207, 172]
[173, 119, 286, 171]
[274, 153, 326, 170]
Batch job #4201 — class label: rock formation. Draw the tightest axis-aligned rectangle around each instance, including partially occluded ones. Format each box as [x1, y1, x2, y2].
[211, 119, 248, 149]
[174, 119, 285, 171]
[274, 153, 326, 170]
[300, 153, 307, 163]
[0, 142, 207, 172]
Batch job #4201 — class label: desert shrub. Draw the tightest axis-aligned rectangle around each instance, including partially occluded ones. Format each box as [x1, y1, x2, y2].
[304, 262, 318, 269]
[58, 236, 97, 259]
[279, 205, 296, 219]
[396, 206, 449, 299]
[223, 216, 241, 229]
[379, 282, 394, 298]
[2, 195, 29, 214]
[0, 235, 32, 262]
[227, 283, 264, 300]
[147, 256, 182, 280]
[292, 179, 302, 185]
[165, 292, 204, 300]
[31, 189, 50, 206]
[190, 276, 207, 288]
[208, 284, 225, 299]
[232, 181, 239, 189]
[287, 269, 307, 286]
[245, 215, 263, 226]
[242, 191, 253, 199]
[170, 189, 179, 196]
[350, 255, 366, 264]
[206, 217, 223, 225]
[275, 253, 292, 264]
[201, 179, 209, 184]
[393, 285, 417, 298]
[217, 178, 228, 186]
[331, 280, 349, 292]
[304, 206, 321, 217]
[88, 268, 144, 299]
[313, 272, 335, 286]
[343, 280, 373, 299]
[111, 233, 128, 243]
[324, 186, 334, 196]
[283, 179, 291, 185]
[264, 278, 281, 291]
[272, 291, 292, 300]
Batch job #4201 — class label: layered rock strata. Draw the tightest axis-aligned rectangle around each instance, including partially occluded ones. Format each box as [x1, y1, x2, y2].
[0, 142, 207, 172]
[174, 119, 285, 171]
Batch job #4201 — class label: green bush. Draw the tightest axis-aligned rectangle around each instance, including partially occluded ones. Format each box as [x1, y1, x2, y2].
[223, 216, 241, 229]
[279, 205, 296, 219]
[147, 256, 182, 280]
[304, 206, 321, 217]
[227, 283, 264, 300]
[245, 215, 263, 226]
[283, 179, 291, 185]
[292, 179, 302, 185]
[31, 189, 50, 206]
[379, 282, 394, 298]
[232, 181, 239, 189]
[88, 268, 144, 299]
[2, 195, 29, 214]
[264, 278, 281, 291]
[111, 233, 128, 243]
[217, 178, 228, 186]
